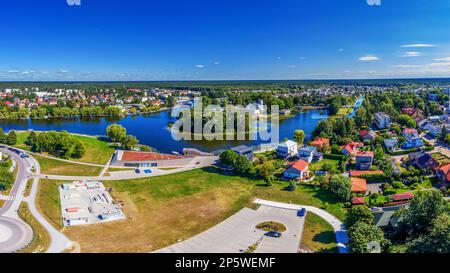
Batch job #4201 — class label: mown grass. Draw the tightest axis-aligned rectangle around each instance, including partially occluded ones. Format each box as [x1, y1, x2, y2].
[18, 203, 51, 253]
[309, 158, 340, 172]
[301, 212, 338, 253]
[35, 155, 103, 176]
[37, 167, 346, 252]
[15, 131, 115, 165]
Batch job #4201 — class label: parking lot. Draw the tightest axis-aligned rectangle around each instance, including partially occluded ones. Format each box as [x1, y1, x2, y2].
[59, 181, 125, 226]
[155, 205, 305, 253]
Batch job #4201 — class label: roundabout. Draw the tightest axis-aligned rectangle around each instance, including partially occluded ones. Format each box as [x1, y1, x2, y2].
[0, 217, 33, 252]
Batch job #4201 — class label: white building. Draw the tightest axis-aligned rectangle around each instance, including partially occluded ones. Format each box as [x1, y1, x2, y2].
[277, 140, 298, 159]
[374, 112, 391, 129]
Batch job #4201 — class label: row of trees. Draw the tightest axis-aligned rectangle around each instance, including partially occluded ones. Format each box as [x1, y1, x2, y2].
[0, 129, 17, 145]
[26, 131, 85, 159]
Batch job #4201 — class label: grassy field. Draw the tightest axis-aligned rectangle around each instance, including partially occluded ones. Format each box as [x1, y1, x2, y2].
[0, 200, 4, 207]
[301, 212, 338, 253]
[36, 167, 346, 252]
[35, 155, 103, 176]
[309, 158, 340, 172]
[15, 131, 115, 165]
[18, 203, 51, 253]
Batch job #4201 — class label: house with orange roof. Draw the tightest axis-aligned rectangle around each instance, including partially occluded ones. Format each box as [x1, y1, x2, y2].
[436, 163, 450, 183]
[284, 159, 309, 181]
[309, 138, 330, 151]
[351, 177, 368, 194]
[341, 141, 363, 156]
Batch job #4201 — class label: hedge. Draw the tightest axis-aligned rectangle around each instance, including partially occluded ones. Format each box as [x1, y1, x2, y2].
[323, 153, 345, 161]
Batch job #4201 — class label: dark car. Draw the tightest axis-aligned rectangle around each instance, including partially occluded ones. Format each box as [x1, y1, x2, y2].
[265, 231, 282, 238]
[135, 169, 141, 174]
[297, 208, 306, 217]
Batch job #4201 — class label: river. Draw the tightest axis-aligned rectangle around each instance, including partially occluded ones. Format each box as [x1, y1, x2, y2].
[0, 109, 328, 153]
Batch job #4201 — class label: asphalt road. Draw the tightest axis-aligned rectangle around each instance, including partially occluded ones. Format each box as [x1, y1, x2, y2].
[0, 147, 34, 253]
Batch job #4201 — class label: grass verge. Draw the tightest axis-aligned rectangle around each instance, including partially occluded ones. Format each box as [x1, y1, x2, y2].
[301, 212, 338, 253]
[35, 155, 103, 176]
[18, 203, 51, 253]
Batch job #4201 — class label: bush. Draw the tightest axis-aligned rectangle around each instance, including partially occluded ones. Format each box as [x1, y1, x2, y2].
[392, 181, 404, 189]
[323, 153, 345, 161]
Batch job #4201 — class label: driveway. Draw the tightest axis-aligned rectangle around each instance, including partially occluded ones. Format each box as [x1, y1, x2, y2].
[155, 205, 305, 253]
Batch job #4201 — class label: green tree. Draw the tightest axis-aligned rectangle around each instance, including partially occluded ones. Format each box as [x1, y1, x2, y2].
[406, 213, 450, 253]
[329, 175, 352, 201]
[72, 140, 86, 158]
[121, 135, 139, 150]
[294, 130, 305, 146]
[346, 206, 374, 228]
[348, 221, 390, 253]
[219, 150, 238, 166]
[6, 131, 17, 145]
[106, 124, 127, 142]
[258, 161, 276, 185]
[397, 190, 448, 238]
[0, 170, 14, 191]
[397, 114, 416, 128]
[25, 131, 38, 147]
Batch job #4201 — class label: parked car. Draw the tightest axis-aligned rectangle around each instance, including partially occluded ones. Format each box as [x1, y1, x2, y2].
[20, 153, 29, 158]
[265, 231, 282, 238]
[135, 169, 141, 174]
[144, 169, 152, 174]
[297, 208, 306, 217]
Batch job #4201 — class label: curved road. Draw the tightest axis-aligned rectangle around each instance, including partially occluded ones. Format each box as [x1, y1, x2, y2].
[0, 147, 72, 253]
[0, 147, 34, 252]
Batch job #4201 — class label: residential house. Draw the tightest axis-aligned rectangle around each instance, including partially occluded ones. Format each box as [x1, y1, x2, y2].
[427, 93, 439, 101]
[309, 138, 330, 152]
[428, 123, 450, 138]
[277, 140, 298, 159]
[402, 128, 423, 149]
[351, 197, 366, 206]
[283, 159, 309, 181]
[341, 141, 363, 156]
[374, 112, 391, 129]
[390, 192, 414, 203]
[401, 107, 425, 122]
[230, 145, 254, 161]
[383, 137, 398, 152]
[351, 177, 368, 194]
[355, 151, 374, 170]
[298, 146, 317, 163]
[360, 130, 376, 142]
[408, 151, 439, 170]
[436, 163, 450, 183]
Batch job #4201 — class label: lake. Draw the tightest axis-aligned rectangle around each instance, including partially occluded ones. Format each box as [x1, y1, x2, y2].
[0, 109, 328, 153]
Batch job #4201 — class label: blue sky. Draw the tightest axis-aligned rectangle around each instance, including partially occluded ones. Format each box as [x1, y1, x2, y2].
[1, 0, 450, 81]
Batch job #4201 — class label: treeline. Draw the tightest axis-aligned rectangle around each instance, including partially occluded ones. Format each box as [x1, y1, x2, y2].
[0, 106, 125, 120]
[25, 131, 85, 159]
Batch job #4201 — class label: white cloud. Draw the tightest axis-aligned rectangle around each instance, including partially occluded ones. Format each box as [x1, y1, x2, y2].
[427, 62, 450, 67]
[213, 61, 220, 65]
[401, 44, 437, 48]
[434, 57, 450, 62]
[195, 64, 204, 68]
[359, 55, 380, 61]
[400, 51, 421, 57]
[338, 48, 344, 52]
[394, 64, 422, 68]
[8, 70, 20, 73]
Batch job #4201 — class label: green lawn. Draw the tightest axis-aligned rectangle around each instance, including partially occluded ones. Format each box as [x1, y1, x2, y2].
[15, 131, 115, 165]
[301, 212, 338, 253]
[37, 167, 346, 252]
[35, 155, 103, 176]
[309, 158, 340, 172]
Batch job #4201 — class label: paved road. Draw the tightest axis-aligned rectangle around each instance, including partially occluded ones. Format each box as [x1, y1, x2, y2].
[253, 199, 349, 253]
[0, 147, 34, 252]
[0, 147, 72, 253]
[155, 205, 305, 253]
